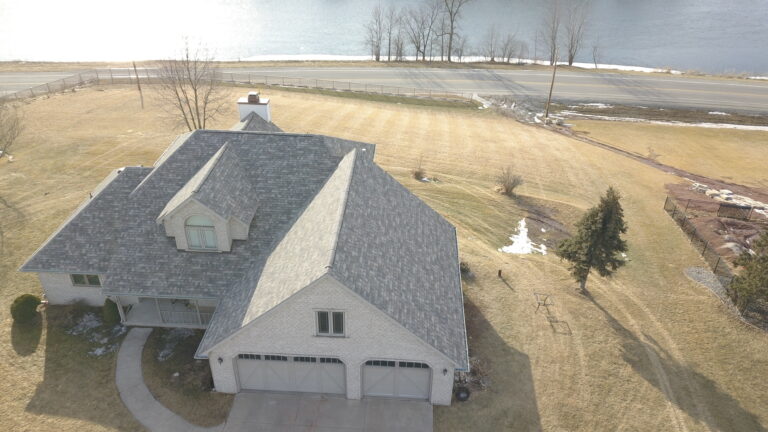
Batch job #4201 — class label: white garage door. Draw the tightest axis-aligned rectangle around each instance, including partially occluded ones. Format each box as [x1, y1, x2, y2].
[363, 360, 431, 400]
[236, 354, 345, 394]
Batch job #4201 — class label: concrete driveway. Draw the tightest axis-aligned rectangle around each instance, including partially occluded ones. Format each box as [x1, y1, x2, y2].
[223, 392, 432, 432]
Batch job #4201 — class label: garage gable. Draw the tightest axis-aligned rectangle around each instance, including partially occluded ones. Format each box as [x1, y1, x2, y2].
[203, 274, 456, 369]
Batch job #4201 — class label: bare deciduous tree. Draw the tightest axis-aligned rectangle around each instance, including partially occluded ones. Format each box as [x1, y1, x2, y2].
[365, 5, 385, 61]
[0, 101, 23, 158]
[403, 0, 442, 61]
[383, 5, 402, 61]
[443, 0, 472, 62]
[482, 26, 500, 62]
[155, 45, 227, 131]
[517, 41, 529, 64]
[591, 37, 601, 70]
[564, 0, 589, 66]
[394, 31, 406, 61]
[540, 0, 562, 65]
[501, 33, 519, 63]
[452, 33, 467, 62]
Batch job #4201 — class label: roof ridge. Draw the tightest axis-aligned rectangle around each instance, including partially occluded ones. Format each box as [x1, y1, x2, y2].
[192, 143, 229, 193]
[325, 149, 358, 270]
[129, 131, 195, 197]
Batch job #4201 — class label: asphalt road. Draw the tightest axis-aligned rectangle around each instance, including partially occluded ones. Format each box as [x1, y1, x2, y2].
[3, 67, 768, 114]
[0, 72, 75, 97]
[220, 67, 768, 114]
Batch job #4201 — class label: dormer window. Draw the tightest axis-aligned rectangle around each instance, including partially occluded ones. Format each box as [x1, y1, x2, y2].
[185, 215, 217, 251]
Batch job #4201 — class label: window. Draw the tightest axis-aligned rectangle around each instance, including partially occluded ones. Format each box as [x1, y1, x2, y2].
[316, 310, 345, 336]
[399, 361, 429, 369]
[185, 215, 217, 250]
[365, 360, 396, 367]
[264, 355, 288, 361]
[293, 356, 317, 363]
[238, 353, 261, 360]
[320, 357, 342, 364]
[71, 274, 101, 287]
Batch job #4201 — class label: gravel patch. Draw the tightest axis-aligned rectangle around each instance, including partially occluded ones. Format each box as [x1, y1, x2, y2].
[685, 267, 740, 314]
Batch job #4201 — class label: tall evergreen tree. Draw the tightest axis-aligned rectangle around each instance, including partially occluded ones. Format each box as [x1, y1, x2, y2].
[731, 231, 768, 312]
[557, 187, 628, 292]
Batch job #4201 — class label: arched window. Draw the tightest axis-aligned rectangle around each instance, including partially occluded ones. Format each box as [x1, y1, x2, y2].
[185, 215, 217, 250]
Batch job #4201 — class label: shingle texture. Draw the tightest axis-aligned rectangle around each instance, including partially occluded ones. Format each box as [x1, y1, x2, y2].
[21, 129, 467, 369]
[236, 112, 283, 133]
[330, 155, 468, 369]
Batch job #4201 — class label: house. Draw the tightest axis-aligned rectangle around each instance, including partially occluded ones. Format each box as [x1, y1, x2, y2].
[20, 93, 469, 405]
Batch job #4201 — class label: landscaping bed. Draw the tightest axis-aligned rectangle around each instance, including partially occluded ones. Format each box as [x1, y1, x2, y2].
[141, 328, 233, 427]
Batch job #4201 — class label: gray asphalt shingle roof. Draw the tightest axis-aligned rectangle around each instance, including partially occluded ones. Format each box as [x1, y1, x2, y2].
[234, 112, 283, 133]
[21, 129, 467, 369]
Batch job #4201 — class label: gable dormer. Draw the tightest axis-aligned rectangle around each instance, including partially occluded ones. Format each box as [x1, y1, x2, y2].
[156, 144, 256, 252]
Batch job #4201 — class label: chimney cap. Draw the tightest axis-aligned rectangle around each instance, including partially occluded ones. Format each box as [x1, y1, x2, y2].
[247, 91, 260, 104]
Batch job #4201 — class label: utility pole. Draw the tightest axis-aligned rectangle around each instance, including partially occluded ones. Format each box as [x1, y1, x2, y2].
[133, 61, 144, 109]
[544, 48, 558, 121]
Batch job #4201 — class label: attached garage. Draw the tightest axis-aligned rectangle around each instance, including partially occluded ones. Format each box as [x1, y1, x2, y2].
[236, 354, 345, 394]
[362, 360, 431, 400]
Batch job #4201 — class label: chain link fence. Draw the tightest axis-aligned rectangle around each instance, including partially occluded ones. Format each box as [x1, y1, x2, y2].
[1, 68, 477, 103]
[663, 196, 736, 287]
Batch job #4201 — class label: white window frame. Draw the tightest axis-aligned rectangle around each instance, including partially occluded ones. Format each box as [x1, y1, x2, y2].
[70, 274, 101, 287]
[185, 215, 218, 251]
[315, 310, 345, 337]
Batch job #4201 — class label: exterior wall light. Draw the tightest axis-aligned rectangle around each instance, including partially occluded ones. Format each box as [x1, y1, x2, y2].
[443, 368, 448, 375]
[218, 357, 223, 365]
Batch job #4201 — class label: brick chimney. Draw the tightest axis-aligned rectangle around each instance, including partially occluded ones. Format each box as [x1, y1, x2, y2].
[237, 91, 271, 122]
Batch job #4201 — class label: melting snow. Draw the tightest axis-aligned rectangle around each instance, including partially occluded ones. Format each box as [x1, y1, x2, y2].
[499, 219, 547, 255]
[68, 313, 127, 357]
[68, 313, 102, 335]
[708, 111, 730, 116]
[560, 111, 768, 131]
[569, 103, 613, 109]
[157, 328, 196, 362]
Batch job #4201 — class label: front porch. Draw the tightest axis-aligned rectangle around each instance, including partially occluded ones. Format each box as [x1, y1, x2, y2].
[116, 296, 215, 329]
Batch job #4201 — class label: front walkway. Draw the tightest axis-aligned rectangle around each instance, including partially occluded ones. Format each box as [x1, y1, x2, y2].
[224, 392, 433, 432]
[116, 327, 222, 432]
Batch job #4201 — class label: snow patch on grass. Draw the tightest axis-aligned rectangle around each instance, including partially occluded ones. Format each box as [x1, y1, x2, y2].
[499, 219, 547, 255]
[561, 111, 768, 131]
[68, 313, 102, 335]
[68, 312, 127, 357]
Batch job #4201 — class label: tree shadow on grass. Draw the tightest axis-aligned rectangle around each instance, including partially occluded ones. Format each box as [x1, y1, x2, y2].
[434, 296, 542, 432]
[588, 295, 766, 432]
[25, 307, 142, 431]
[11, 317, 42, 356]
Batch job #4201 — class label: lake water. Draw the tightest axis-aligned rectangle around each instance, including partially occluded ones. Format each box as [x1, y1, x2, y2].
[1, 0, 766, 74]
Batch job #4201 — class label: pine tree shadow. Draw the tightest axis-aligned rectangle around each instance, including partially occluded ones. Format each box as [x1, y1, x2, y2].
[588, 295, 766, 431]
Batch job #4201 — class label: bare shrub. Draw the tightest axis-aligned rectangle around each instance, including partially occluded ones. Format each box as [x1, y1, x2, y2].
[646, 146, 661, 162]
[413, 156, 427, 180]
[460, 261, 474, 280]
[497, 166, 523, 196]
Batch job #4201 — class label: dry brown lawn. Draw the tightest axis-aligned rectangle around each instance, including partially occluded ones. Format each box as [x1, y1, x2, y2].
[142, 329, 233, 427]
[1, 85, 767, 431]
[571, 120, 768, 189]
